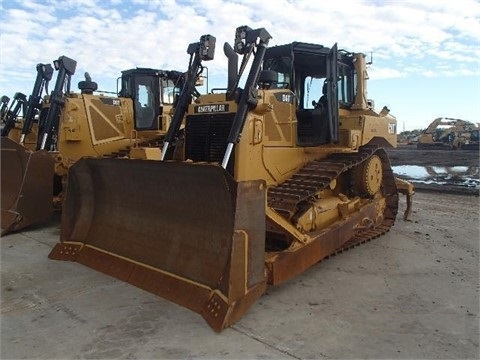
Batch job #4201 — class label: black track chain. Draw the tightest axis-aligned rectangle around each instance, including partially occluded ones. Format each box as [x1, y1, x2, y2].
[267, 144, 399, 244]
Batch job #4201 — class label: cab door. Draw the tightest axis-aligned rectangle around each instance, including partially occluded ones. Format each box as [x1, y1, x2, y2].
[326, 43, 339, 143]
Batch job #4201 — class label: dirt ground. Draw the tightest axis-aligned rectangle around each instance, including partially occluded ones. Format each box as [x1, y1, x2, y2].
[1, 144, 479, 359]
[1, 192, 478, 359]
[387, 144, 479, 167]
[387, 144, 479, 195]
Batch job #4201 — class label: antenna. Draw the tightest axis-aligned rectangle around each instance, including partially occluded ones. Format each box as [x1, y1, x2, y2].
[366, 51, 373, 65]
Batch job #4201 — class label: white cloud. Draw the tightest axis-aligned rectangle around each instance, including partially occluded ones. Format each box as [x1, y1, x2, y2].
[0, 0, 478, 111]
[369, 67, 405, 80]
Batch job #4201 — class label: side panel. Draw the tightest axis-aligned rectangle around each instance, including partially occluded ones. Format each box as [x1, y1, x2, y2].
[362, 114, 397, 147]
[58, 95, 135, 161]
[341, 115, 397, 148]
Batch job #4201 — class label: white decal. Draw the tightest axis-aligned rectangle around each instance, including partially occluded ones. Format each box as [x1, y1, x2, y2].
[388, 123, 396, 134]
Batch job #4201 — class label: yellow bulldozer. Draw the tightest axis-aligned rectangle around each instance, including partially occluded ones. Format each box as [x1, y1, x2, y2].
[0, 95, 11, 121]
[49, 26, 414, 331]
[1, 92, 28, 140]
[1, 63, 55, 148]
[1, 55, 190, 235]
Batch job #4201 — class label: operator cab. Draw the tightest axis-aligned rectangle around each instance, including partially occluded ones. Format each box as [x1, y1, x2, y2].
[263, 42, 357, 146]
[470, 129, 480, 142]
[119, 68, 183, 131]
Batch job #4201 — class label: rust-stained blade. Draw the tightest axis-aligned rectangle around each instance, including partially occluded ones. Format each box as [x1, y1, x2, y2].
[1, 137, 54, 235]
[49, 158, 267, 331]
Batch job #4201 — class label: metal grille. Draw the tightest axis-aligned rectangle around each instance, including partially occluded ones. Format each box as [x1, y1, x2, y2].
[185, 113, 234, 163]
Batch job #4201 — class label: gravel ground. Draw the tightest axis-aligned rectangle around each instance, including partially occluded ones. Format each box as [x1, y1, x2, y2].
[388, 145, 479, 195]
[1, 145, 479, 359]
[387, 144, 479, 168]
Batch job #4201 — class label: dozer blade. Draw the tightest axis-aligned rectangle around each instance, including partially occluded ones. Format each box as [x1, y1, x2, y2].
[49, 158, 267, 331]
[1, 137, 54, 235]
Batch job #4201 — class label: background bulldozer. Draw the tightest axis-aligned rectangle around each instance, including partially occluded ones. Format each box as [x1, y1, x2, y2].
[0, 95, 11, 120]
[50, 26, 414, 331]
[1, 63, 54, 149]
[1, 92, 28, 140]
[417, 117, 480, 150]
[1, 55, 185, 235]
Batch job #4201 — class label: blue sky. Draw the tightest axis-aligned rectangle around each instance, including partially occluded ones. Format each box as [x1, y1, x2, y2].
[0, 0, 479, 131]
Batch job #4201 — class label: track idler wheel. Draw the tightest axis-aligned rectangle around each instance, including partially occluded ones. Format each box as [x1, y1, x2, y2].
[354, 154, 383, 196]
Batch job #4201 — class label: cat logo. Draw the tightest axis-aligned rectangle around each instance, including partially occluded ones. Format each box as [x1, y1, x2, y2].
[194, 104, 229, 113]
[101, 98, 121, 106]
[388, 123, 396, 134]
[274, 92, 294, 104]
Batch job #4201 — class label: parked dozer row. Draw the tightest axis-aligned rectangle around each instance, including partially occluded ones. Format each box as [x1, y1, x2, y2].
[2, 63, 55, 148]
[417, 117, 480, 150]
[48, 25, 414, 332]
[1, 92, 27, 138]
[0, 95, 11, 121]
[1, 55, 192, 235]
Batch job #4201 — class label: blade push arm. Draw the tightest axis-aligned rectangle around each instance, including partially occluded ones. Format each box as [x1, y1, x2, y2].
[38, 56, 76, 150]
[0, 95, 10, 121]
[20, 63, 54, 144]
[1, 92, 27, 137]
[160, 34, 216, 160]
[221, 26, 271, 169]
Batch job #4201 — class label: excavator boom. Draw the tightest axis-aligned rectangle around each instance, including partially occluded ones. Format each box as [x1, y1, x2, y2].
[418, 117, 479, 150]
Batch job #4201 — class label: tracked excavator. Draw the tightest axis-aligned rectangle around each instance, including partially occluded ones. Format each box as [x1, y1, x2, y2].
[1, 55, 186, 235]
[417, 117, 479, 150]
[49, 26, 414, 332]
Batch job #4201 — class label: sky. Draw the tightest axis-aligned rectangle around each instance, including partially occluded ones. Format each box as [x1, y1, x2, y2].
[0, 0, 479, 131]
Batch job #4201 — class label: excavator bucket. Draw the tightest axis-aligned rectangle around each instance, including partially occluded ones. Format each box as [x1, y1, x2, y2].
[1, 137, 54, 235]
[49, 158, 267, 331]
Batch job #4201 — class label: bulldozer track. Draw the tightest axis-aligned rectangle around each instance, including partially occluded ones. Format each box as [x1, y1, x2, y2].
[268, 144, 399, 250]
